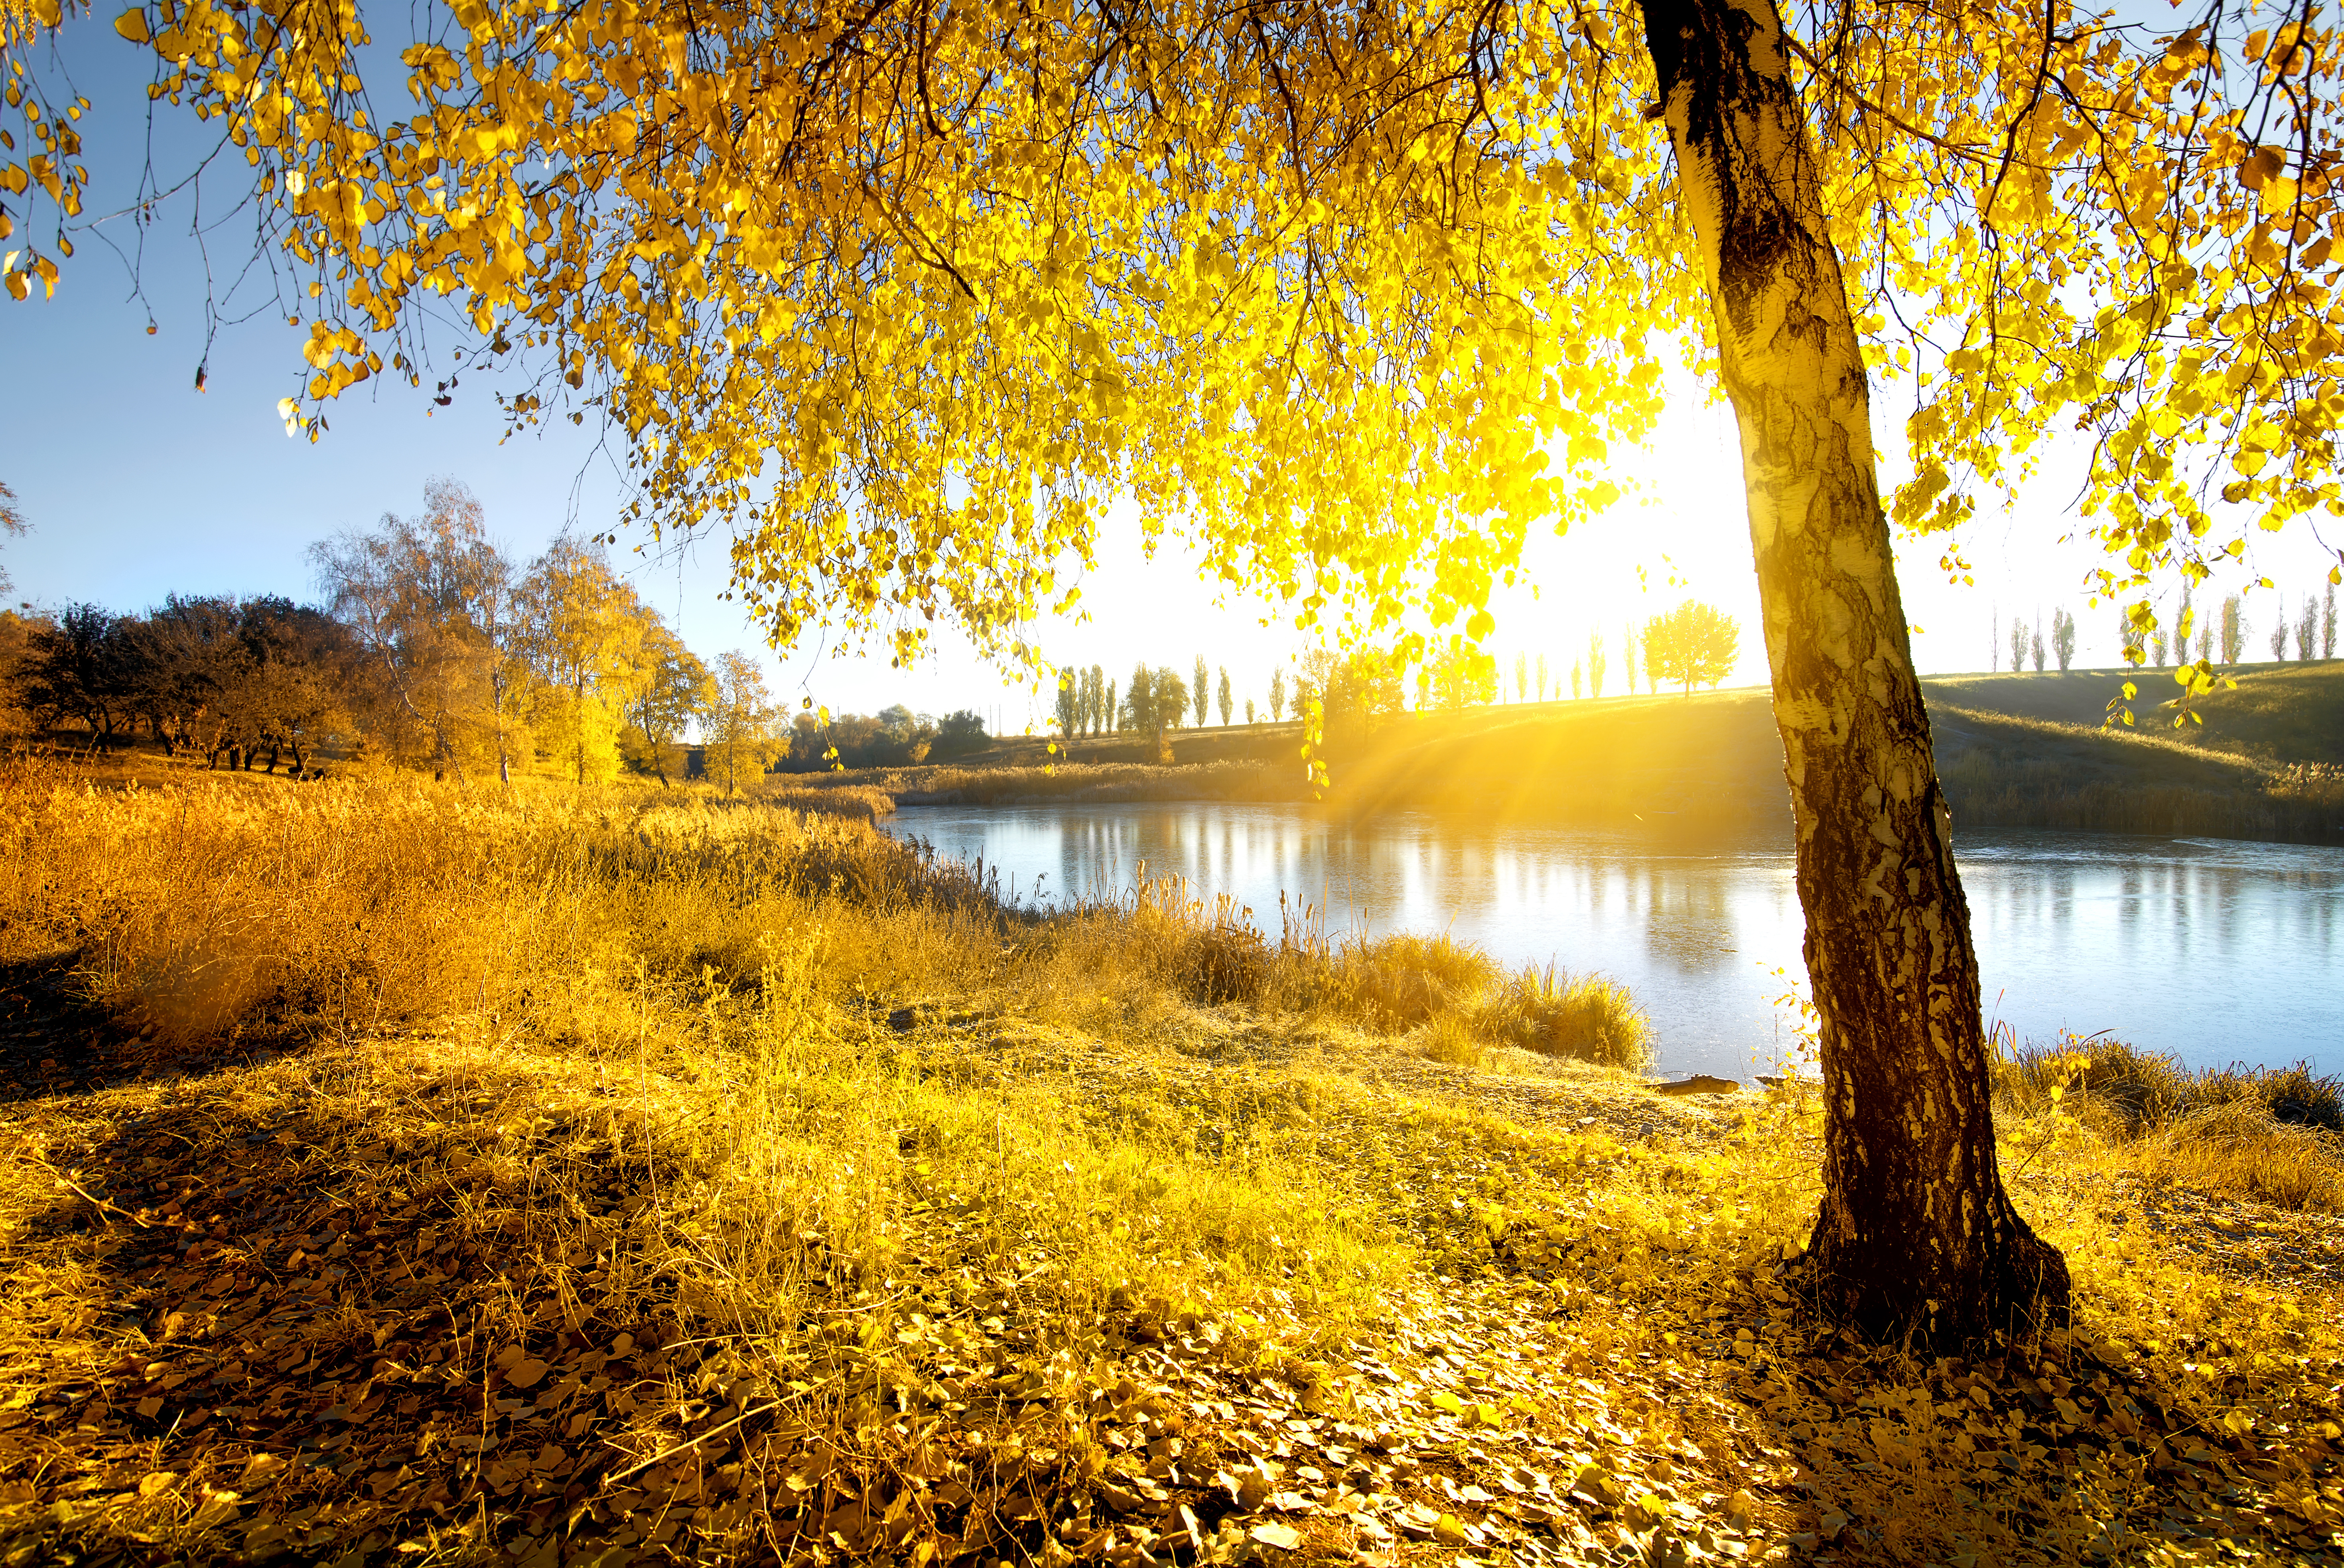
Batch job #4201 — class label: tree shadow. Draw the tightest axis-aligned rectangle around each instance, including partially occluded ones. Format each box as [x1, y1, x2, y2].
[0, 951, 120, 1104]
[0, 967, 683, 1566]
[1617, 1263, 2344, 1565]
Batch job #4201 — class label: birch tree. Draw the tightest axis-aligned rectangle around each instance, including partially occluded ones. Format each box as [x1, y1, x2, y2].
[311, 488, 511, 781]
[522, 534, 655, 785]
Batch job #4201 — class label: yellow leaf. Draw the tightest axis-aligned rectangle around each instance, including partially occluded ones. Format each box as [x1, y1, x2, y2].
[114, 8, 150, 42]
[1249, 1523, 1301, 1551]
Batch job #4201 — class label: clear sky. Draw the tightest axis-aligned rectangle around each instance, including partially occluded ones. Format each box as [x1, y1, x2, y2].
[6, 24, 2339, 733]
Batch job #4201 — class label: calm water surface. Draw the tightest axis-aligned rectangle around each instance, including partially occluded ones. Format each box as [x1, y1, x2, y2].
[880, 803, 2342, 1081]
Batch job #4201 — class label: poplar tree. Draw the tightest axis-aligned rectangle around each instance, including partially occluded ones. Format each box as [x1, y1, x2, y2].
[311, 483, 512, 782]
[1055, 665, 1081, 742]
[627, 623, 714, 785]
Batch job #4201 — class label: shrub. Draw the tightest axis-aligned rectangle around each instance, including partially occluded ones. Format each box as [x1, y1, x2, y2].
[2135, 1101, 2344, 1210]
[1176, 893, 1272, 1006]
[1994, 1037, 2192, 1135]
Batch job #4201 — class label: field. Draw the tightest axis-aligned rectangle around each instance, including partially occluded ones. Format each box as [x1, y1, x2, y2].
[0, 760, 2338, 1568]
[800, 663, 2344, 844]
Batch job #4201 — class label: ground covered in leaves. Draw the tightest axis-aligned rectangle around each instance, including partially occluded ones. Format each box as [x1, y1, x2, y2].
[1, 959, 2341, 1568]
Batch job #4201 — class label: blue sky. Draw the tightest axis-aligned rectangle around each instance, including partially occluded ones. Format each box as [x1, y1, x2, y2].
[6, 19, 2337, 732]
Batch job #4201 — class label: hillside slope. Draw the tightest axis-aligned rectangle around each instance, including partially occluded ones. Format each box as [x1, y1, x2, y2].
[1930, 663, 2344, 765]
[809, 665, 2344, 842]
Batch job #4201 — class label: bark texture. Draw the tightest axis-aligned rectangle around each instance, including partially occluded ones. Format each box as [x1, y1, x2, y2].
[1638, 0, 2070, 1343]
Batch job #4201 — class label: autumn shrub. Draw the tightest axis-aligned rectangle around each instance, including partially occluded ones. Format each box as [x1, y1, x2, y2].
[757, 783, 898, 821]
[2270, 760, 2344, 815]
[2189, 1059, 2344, 1132]
[1999, 1037, 2343, 1134]
[1935, 743, 2344, 842]
[1471, 962, 1654, 1071]
[1994, 1037, 2193, 1135]
[0, 757, 999, 1045]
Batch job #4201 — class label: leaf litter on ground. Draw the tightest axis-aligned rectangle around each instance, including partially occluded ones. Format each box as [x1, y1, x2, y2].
[0, 978, 2339, 1568]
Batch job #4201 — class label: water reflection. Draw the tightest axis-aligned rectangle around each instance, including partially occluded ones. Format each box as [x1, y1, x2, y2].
[881, 804, 2341, 1081]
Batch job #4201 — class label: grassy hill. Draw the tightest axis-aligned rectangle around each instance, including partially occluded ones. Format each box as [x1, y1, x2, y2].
[846, 662, 2344, 843]
[1930, 662, 2344, 766]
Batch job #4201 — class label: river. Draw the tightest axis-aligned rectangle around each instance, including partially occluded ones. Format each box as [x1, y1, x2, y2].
[878, 802, 2342, 1081]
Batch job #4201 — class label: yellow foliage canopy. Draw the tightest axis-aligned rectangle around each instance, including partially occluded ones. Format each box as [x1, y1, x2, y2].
[4, 1, 2341, 655]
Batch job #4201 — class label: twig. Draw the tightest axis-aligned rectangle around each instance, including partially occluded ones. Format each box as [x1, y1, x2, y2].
[28, 1157, 154, 1229]
[602, 1399, 784, 1487]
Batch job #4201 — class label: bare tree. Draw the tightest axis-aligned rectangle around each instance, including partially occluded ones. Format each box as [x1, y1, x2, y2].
[0, 479, 26, 598]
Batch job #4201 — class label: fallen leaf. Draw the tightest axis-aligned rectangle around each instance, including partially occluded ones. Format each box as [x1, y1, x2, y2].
[1250, 1522, 1303, 1551]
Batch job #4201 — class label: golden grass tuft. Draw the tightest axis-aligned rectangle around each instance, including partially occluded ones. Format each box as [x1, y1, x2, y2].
[1996, 1035, 2344, 1210]
[1472, 962, 1654, 1072]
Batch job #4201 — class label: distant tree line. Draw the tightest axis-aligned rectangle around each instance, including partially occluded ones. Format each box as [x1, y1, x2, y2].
[2013, 580, 2341, 673]
[0, 478, 999, 789]
[776, 704, 989, 771]
[1042, 602, 1746, 749]
[0, 481, 720, 783]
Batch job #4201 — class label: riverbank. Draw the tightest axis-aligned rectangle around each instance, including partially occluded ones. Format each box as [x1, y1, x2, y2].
[0, 762, 2339, 1566]
[798, 665, 2344, 843]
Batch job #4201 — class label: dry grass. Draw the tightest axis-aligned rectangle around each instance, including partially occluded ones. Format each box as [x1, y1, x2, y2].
[1471, 964, 1654, 1072]
[758, 783, 898, 821]
[788, 759, 1293, 806]
[1996, 1037, 2344, 1211]
[0, 758, 2337, 1567]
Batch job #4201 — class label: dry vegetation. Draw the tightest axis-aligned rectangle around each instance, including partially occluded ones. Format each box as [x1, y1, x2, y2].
[0, 760, 2338, 1568]
[791, 761, 1293, 809]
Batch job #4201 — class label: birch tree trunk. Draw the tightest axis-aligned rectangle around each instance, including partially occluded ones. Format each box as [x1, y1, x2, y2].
[1639, 0, 2070, 1342]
